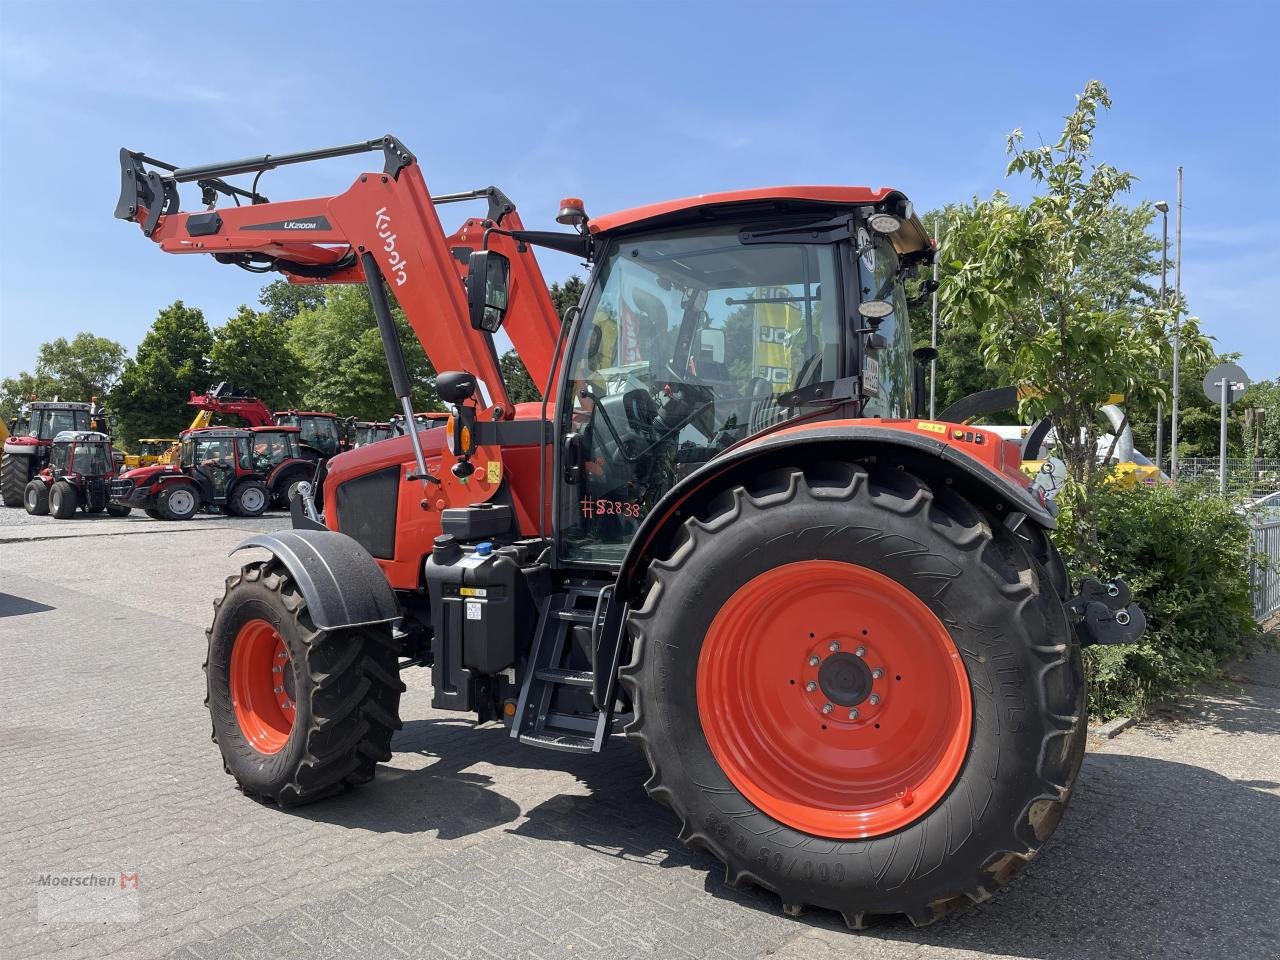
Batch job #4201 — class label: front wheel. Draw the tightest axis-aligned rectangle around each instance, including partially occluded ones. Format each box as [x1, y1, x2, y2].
[49, 480, 78, 519]
[228, 479, 269, 517]
[107, 504, 131, 517]
[24, 480, 49, 516]
[204, 560, 405, 806]
[158, 484, 198, 521]
[621, 462, 1085, 927]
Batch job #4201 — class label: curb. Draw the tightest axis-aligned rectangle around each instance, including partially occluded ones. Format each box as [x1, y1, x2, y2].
[1089, 715, 1137, 740]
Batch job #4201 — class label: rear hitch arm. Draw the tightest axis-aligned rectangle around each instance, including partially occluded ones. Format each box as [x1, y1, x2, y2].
[1065, 577, 1147, 647]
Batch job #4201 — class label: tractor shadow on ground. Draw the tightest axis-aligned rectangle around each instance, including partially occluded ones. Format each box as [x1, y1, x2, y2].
[297, 717, 1280, 959]
[0, 592, 55, 618]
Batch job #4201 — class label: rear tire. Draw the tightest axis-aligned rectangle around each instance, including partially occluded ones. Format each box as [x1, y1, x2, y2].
[621, 462, 1085, 927]
[2, 453, 31, 507]
[49, 481, 78, 519]
[158, 484, 198, 521]
[228, 479, 269, 518]
[204, 560, 405, 806]
[23, 480, 49, 516]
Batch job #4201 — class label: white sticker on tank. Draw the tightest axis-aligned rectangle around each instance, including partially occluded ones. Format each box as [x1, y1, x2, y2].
[466, 600, 482, 621]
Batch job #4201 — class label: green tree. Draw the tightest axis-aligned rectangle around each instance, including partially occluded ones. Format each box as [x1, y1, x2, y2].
[942, 81, 1212, 559]
[499, 350, 540, 404]
[287, 285, 439, 420]
[549, 276, 584, 318]
[111, 300, 214, 447]
[34, 333, 126, 403]
[259, 279, 327, 325]
[210, 305, 304, 408]
[0, 370, 57, 424]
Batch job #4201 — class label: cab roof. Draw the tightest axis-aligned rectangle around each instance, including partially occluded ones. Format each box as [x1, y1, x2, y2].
[588, 186, 933, 256]
[53, 430, 111, 444]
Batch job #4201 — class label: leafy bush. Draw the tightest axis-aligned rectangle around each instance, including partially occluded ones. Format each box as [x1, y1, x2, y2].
[1052, 481, 1268, 718]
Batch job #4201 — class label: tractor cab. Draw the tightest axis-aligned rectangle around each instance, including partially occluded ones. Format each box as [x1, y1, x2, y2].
[550, 194, 931, 564]
[273, 411, 345, 458]
[23, 430, 127, 519]
[350, 421, 394, 447]
[124, 437, 179, 469]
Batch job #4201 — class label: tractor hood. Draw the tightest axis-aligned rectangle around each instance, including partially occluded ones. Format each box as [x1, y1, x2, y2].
[121, 463, 182, 485]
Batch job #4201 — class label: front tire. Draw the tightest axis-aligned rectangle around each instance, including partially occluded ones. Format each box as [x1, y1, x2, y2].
[158, 484, 198, 521]
[107, 504, 131, 517]
[620, 462, 1085, 927]
[228, 479, 269, 518]
[3, 453, 32, 507]
[24, 480, 49, 516]
[49, 480, 78, 519]
[204, 560, 405, 806]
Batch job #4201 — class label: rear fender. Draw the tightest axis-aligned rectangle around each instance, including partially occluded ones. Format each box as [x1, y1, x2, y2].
[230, 529, 400, 630]
[615, 420, 1055, 602]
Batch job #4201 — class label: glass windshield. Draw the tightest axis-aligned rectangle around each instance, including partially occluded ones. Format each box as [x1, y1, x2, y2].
[250, 432, 292, 471]
[31, 408, 90, 440]
[557, 226, 840, 564]
[856, 234, 913, 417]
[282, 415, 339, 457]
[71, 443, 112, 475]
[50, 442, 71, 472]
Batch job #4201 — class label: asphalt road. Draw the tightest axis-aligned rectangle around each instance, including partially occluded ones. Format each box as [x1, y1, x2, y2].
[1, 510, 1277, 959]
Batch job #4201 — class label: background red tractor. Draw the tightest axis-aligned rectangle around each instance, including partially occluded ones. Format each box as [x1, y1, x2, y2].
[117, 135, 1145, 926]
[23, 430, 130, 519]
[112, 426, 300, 520]
[2, 400, 108, 507]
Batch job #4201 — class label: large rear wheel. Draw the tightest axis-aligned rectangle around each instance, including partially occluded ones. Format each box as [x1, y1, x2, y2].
[2, 452, 32, 507]
[621, 462, 1085, 927]
[204, 560, 405, 806]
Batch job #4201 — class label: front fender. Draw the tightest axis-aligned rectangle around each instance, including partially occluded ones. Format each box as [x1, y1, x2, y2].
[616, 419, 1055, 601]
[231, 529, 400, 630]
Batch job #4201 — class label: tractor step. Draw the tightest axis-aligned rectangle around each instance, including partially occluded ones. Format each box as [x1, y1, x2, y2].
[514, 582, 619, 754]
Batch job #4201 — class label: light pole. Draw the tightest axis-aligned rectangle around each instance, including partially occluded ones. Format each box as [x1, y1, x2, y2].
[1154, 200, 1169, 472]
[1171, 166, 1184, 480]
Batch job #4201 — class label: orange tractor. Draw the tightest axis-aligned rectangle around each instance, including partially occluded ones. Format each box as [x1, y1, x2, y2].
[116, 136, 1144, 926]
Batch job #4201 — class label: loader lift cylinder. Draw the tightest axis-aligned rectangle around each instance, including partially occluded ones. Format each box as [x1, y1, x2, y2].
[361, 252, 431, 490]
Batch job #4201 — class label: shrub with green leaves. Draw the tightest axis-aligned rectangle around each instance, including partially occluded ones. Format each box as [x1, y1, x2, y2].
[1052, 481, 1267, 718]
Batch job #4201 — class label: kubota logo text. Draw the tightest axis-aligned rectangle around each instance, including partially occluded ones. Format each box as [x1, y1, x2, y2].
[375, 208, 408, 286]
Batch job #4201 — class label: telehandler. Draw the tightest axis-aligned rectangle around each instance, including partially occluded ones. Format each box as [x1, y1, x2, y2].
[116, 135, 1144, 927]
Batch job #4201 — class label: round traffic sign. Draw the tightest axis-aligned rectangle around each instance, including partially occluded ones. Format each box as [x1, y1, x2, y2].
[1203, 362, 1249, 405]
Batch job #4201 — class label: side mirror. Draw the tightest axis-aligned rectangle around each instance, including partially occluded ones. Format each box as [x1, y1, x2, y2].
[696, 328, 725, 365]
[465, 250, 511, 333]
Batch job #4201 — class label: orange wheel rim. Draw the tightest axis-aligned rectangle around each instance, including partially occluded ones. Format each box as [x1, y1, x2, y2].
[230, 618, 296, 755]
[697, 560, 971, 839]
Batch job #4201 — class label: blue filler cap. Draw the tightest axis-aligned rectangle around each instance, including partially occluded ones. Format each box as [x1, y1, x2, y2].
[476, 541, 494, 556]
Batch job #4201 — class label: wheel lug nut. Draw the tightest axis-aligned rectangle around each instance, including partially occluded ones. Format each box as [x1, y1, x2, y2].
[869, 694, 881, 706]
[828, 640, 840, 653]
[273, 685, 283, 694]
[848, 708, 859, 720]
[855, 645, 866, 657]
[808, 655, 820, 667]
[872, 668, 883, 679]
[821, 703, 833, 715]
[805, 680, 817, 692]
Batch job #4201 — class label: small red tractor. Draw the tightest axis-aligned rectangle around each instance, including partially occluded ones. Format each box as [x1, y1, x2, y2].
[23, 429, 130, 519]
[274, 409, 349, 457]
[2, 400, 109, 507]
[348, 419, 395, 448]
[117, 136, 1145, 926]
[111, 425, 312, 519]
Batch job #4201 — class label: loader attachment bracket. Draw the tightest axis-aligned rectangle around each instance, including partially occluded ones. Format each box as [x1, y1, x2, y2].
[1065, 577, 1147, 647]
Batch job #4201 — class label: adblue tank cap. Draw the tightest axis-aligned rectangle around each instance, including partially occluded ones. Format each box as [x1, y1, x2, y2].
[475, 541, 493, 556]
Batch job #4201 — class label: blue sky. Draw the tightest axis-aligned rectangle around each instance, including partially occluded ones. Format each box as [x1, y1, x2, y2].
[1, 0, 1277, 382]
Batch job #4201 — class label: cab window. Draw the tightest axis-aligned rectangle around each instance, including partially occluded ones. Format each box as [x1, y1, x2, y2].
[856, 235, 913, 418]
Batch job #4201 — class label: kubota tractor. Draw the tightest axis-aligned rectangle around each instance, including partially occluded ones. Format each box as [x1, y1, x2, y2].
[2, 400, 107, 506]
[111, 426, 292, 519]
[116, 136, 1145, 927]
[24, 430, 130, 519]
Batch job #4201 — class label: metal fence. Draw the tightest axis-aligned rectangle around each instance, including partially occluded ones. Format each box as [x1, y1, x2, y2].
[1176, 457, 1280, 496]
[1251, 520, 1280, 621]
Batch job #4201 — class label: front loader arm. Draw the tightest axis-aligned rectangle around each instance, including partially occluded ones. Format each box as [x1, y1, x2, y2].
[116, 136, 559, 417]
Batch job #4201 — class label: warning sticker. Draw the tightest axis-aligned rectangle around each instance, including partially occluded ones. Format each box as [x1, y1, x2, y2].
[486, 460, 501, 484]
[916, 422, 947, 434]
[466, 600, 482, 621]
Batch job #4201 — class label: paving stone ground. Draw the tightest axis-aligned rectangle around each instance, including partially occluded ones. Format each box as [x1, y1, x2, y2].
[1, 513, 1277, 959]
